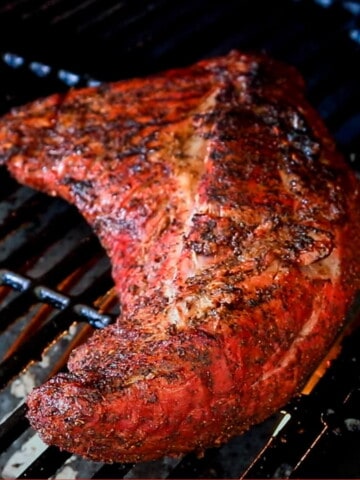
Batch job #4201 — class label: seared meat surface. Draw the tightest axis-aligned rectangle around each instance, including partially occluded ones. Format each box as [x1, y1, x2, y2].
[0, 51, 359, 463]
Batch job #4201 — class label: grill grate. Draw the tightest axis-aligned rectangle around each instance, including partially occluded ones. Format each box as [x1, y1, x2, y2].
[0, 0, 360, 478]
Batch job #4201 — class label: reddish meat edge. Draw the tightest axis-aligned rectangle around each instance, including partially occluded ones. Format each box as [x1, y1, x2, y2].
[0, 51, 359, 463]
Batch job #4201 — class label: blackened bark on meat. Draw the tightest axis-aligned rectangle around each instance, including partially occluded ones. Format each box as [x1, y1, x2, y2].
[0, 51, 359, 463]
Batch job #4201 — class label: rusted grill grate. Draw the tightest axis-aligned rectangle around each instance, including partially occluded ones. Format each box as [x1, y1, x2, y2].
[0, 0, 359, 478]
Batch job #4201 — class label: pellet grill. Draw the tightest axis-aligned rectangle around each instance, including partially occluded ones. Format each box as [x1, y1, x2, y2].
[0, 0, 360, 478]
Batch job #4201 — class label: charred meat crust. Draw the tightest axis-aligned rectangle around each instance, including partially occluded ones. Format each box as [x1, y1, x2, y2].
[0, 50, 359, 463]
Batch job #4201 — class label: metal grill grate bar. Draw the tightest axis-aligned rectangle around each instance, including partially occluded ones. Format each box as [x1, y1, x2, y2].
[0, 268, 115, 390]
[0, 403, 28, 453]
[21, 446, 73, 479]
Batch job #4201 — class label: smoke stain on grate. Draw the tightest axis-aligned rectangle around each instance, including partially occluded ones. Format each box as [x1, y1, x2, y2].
[2, 434, 47, 478]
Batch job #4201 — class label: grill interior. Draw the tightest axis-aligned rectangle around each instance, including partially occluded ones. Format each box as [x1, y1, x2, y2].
[0, 0, 360, 478]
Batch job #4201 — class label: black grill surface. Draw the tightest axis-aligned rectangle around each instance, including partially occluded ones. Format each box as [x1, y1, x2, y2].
[0, 0, 360, 478]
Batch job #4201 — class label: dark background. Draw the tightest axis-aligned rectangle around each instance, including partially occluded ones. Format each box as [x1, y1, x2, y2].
[0, 0, 359, 164]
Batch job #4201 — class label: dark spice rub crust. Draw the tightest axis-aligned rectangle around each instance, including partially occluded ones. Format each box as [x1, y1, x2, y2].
[0, 51, 359, 463]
